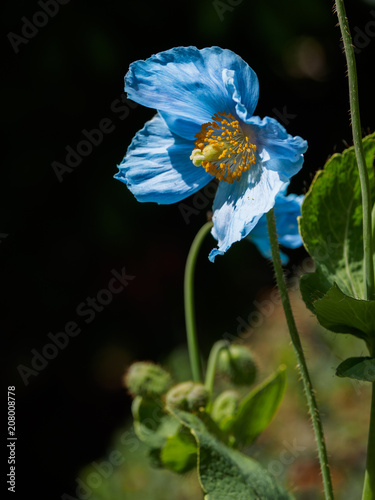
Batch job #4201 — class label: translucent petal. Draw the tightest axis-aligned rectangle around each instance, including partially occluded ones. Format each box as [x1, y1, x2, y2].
[209, 165, 285, 261]
[245, 116, 308, 181]
[115, 114, 212, 204]
[125, 46, 259, 128]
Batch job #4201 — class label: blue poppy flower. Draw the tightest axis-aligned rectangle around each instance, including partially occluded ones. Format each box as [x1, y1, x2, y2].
[115, 46, 307, 261]
[246, 184, 304, 264]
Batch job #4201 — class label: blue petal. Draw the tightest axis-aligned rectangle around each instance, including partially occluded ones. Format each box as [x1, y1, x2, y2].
[125, 46, 259, 131]
[245, 116, 308, 181]
[115, 114, 212, 204]
[158, 111, 201, 141]
[222, 68, 258, 122]
[209, 165, 285, 261]
[247, 192, 304, 263]
[273, 193, 304, 248]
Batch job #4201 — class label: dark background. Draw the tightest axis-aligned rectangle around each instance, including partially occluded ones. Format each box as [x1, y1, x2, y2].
[2, 0, 375, 498]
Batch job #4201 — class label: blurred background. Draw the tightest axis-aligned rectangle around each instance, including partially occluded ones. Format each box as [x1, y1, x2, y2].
[1, 0, 375, 498]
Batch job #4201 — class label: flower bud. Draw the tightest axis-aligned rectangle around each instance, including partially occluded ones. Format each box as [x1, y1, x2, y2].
[166, 382, 209, 412]
[217, 345, 257, 386]
[124, 361, 172, 398]
[211, 390, 241, 431]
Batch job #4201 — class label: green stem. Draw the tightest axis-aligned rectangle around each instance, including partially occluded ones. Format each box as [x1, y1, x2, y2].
[372, 204, 375, 251]
[362, 380, 375, 500]
[266, 209, 334, 500]
[362, 339, 375, 499]
[335, 2, 375, 497]
[184, 221, 213, 383]
[335, 0, 374, 301]
[204, 340, 229, 410]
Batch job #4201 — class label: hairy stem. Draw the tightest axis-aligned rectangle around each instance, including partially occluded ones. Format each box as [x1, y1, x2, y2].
[266, 209, 334, 500]
[184, 221, 213, 383]
[335, 0, 374, 300]
[334, 2, 375, 497]
[362, 380, 375, 500]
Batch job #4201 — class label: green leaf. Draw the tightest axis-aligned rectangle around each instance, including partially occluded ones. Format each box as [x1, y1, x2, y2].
[231, 366, 287, 447]
[160, 429, 197, 473]
[336, 357, 375, 382]
[132, 396, 180, 449]
[299, 133, 375, 311]
[171, 409, 293, 500]
[299, 272, 332, 311]
[133, 396, 198, 474]
[314, 283, 375, 343]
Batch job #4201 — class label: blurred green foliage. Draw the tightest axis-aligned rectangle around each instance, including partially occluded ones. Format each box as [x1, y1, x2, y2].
[77, 288, 371, 499]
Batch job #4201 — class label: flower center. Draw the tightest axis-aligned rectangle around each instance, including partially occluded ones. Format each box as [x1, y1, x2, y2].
[190, 112, 257, 184]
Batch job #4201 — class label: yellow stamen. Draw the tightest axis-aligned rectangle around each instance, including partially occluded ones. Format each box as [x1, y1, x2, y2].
[190, 112, 257, 183]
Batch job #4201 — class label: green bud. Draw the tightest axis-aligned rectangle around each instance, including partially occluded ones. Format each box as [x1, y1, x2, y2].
[124, 361, 172, 398]
[211, 390, 241, 431]
[217, 345, 257, 386]
[166, 382, 209, 412]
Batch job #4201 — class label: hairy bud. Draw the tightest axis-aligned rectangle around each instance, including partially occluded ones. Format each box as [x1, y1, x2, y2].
[124, 361, 172, 398]
[217, 345, 257, 386]
[166, 382, 209, 412]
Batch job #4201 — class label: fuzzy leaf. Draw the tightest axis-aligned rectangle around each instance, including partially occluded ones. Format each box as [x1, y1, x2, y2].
[171, 409, 293, 500]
